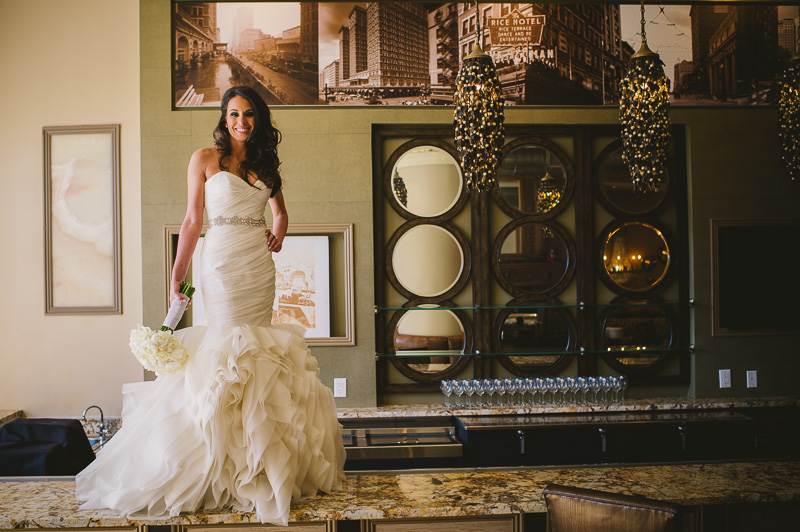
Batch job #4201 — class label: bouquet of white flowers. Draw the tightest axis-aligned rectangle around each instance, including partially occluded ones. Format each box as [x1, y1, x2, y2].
[129, 282, 195, 375]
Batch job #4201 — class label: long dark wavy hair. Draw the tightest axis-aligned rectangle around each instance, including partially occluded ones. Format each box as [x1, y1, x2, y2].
[213, 86, 282, 195]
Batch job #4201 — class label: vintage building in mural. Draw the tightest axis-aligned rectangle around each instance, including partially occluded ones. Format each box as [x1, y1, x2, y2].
[173, 4, 219, 64]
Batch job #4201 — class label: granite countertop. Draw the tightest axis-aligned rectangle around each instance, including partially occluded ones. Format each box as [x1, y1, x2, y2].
[1, 461, 799, 527]
[0, 409, 23, 427]
[336, 396, 800, 419]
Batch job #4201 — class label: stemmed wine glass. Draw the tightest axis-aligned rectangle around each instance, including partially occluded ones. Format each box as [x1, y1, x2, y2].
[473, 379, 485, 407]
[598, 376, 610, 404]
[523, 378, 534, 405]
[534, 378, 545, 405]
[618, 375, 629, 402]
[440, 379, 453, 406]
[577, 377, 588, 404]
[567, 377, 579, 404]
[493, 378, 505, 406]
[483, 378, 496, 406]
[452, 379, 464, 407]
[544, 377, 557, 405]
[587, 376, 599, 403]
[513, 378, 524, 406]
[463, 379, 475, 407]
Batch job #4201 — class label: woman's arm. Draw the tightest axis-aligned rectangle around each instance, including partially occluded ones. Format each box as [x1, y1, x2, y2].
[265, 189, 288, 253]
[169, 150, 208, 303]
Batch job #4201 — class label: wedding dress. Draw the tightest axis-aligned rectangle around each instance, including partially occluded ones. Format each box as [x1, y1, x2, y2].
[75, 171, 346, 526]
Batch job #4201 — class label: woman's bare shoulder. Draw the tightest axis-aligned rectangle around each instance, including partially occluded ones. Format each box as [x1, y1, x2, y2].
[188, 147, 220, 178]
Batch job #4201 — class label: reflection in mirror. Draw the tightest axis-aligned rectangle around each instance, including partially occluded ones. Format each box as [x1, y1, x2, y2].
[498, 144, 567, 215]
[599, 147, 668, 214]
[392, 225, 464, 297]
[391, 146, 462, 217]
[394, 307, 465, 375]
[500, 308, 570, 371]
[603, 301, 671, 367]
[499, 222, 569, 293]
[603, 222, 670, 292]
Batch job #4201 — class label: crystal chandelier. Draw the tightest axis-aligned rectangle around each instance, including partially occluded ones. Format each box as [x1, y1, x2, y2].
[392, 170, 408, 207]
[454, 2, 505, 191]
[778, 35, 800, 186]
[536, 172, 561, 213]
[618, 0, 671, 193]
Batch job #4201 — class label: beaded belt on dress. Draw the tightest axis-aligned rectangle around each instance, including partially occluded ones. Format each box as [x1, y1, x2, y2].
[208, 215, 267, 227]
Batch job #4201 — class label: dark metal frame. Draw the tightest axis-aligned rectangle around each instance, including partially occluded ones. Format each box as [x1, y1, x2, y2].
[373, 124, 691, 397]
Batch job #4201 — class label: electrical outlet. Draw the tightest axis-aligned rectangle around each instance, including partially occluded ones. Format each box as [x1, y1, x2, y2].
[719, 369, 731, 389]
[333, 378, 347, 398]
[746, 370, 758, 388]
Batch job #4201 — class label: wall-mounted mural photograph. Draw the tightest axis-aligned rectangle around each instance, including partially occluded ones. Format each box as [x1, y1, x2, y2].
[173, 1, 800, 108]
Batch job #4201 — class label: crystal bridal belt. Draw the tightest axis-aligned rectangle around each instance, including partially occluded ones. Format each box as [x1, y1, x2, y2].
[208, 215, 267, 227]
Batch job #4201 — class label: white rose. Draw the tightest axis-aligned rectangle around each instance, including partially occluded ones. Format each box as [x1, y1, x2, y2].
[151, 331, 172, 350]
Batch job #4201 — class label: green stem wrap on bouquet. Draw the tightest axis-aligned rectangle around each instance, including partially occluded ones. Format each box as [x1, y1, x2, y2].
[161, 282, 196, 332]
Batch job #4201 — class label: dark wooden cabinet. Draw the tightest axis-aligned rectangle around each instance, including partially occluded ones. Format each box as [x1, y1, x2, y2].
[456, 408, 795, 468]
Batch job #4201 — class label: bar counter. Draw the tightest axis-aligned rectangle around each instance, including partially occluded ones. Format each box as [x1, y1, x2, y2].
[336, 396, 800, 419]
[2, 398, 799, 529]
[1, 460, 799, 528]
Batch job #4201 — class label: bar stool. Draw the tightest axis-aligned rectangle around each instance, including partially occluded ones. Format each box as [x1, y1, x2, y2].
[543, 483, 682, 532]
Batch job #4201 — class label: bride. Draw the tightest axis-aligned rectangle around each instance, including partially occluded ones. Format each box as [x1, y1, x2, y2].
[75, 86, 346, 526]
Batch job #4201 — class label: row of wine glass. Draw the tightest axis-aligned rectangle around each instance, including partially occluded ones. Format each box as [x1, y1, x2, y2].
[439, 376, 629, 407]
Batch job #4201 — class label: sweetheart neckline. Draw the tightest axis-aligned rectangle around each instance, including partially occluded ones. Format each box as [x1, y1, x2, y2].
[207, 171, 266, 190]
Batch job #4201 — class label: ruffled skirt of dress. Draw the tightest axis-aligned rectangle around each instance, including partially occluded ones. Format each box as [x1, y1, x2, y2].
[74, 323, 346, 526]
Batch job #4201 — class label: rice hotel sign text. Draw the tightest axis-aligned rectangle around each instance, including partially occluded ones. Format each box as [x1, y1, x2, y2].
[487, 11, 546, 46]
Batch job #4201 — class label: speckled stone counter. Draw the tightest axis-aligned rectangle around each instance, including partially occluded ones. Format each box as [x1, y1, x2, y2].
[337, 396, 800, 419]
[1, 461, 799, 528]
[0, 410, 23, 427]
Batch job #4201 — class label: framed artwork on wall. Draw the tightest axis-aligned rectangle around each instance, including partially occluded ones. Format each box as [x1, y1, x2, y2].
[43, 124, 122, 315]
[164, 222, 355, 345]
[171, 1, 798, 109]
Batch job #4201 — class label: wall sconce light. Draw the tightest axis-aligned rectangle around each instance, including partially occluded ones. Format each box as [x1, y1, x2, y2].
[779, 49, 800, 186]
[619, 0, 671, 193]
[454, 2, 505, 191]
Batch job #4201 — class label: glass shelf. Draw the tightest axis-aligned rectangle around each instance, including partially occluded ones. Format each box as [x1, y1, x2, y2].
[375, 299, 695, 312]
[377, 346, 696, 358]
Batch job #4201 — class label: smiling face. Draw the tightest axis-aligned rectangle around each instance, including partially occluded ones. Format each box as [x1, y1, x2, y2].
[224, 95, 256, 142]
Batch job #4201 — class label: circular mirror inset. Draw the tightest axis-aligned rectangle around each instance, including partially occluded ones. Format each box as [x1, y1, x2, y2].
[494, 304, 575, 376]
[497, 143, 569, 215]
[601, 299, 675, 372]
[598, 146, 668, 214]
[496, 221, 573, 295]
[602, 222, 670, 292]
[392, 225, 464, 297]
[394, 307, 465, 375]
[391, 145, 463, 218]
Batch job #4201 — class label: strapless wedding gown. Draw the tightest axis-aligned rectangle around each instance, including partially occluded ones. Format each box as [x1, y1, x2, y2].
[75, 172, 346, 526]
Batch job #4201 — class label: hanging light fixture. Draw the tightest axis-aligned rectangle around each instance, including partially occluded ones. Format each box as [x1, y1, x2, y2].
[536, 172, 561, 213]
[778, 11, 800, 187]
[619, 0, 671, 194]
[392, 170, 408, 207]
[454, 1, 505, 191]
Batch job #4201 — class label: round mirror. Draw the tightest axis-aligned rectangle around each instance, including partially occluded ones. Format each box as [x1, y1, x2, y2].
[391, 145, 463, 217]
[496, 306, 573, 375]
[497, 222, 572, 295]
[394, 307, 465, 375]
[601, 300, 673, 370]
[392, 225, 464, 297]
[602, 222, 670, 292]
[497, 143, 568, 215]
[598, 146, 668, 214]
